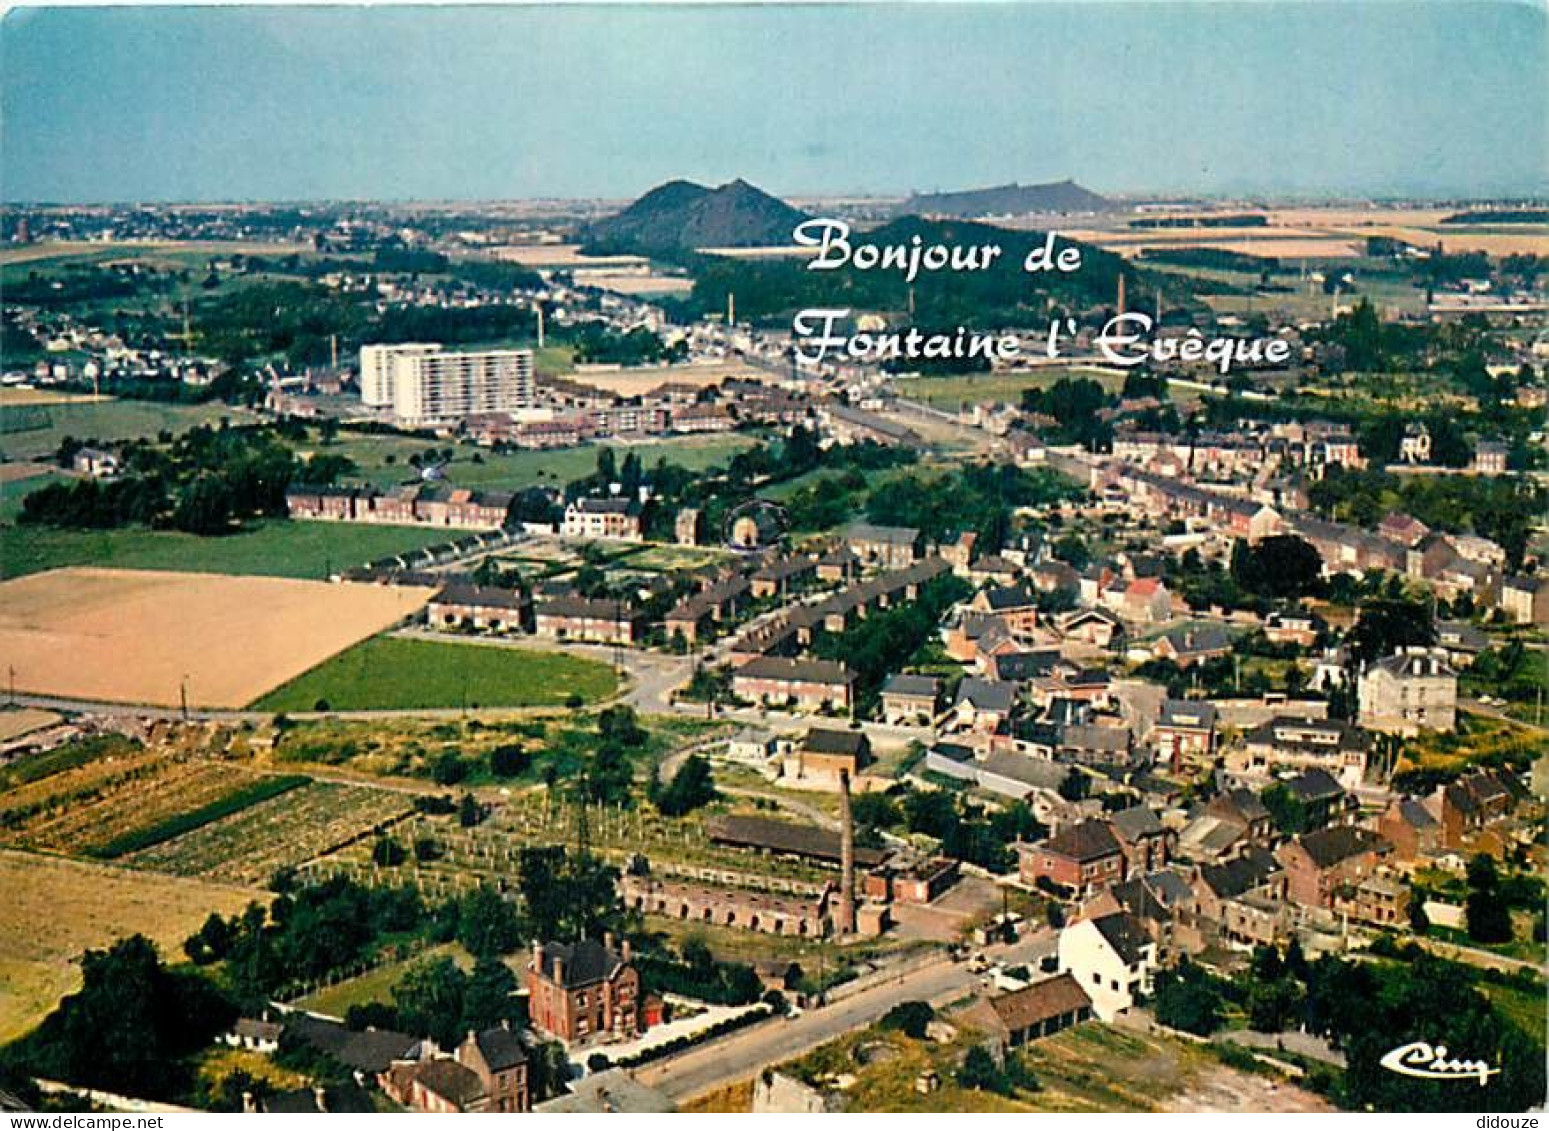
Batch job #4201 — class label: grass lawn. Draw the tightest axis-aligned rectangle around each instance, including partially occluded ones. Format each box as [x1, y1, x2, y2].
[325, 431, 756, 490]
[251, 635, 619, 711]
[0, 518, 455, 580]
[0, 397, 245, 462]
[293, 942, 472, 1018]
[892, 366, 1126, 410]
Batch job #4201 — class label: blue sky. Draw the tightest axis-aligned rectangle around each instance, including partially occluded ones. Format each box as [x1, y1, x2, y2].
[2, 2, 1544, 202]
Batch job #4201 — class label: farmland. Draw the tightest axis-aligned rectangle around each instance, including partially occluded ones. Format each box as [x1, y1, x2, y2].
[0, 396, 245, 463]
[126, 779, 415, 885]
[252, 634, 619, 712]
[0, 849, 260, 1043]
[1, 517, 457, 581]
[0, 567, 435, 707]
[0, 738, 305, 859]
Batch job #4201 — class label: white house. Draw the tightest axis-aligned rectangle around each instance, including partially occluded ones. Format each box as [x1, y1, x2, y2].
[1056, 911, 1157, 1022]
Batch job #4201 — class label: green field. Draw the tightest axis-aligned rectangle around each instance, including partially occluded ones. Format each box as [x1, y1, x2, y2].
[324, 431, 757, 490]
[891, 366, 1127, 410]
[251, 635, 620, 711]
[0, 398, 245, 462]
[0, 518, 454, 581]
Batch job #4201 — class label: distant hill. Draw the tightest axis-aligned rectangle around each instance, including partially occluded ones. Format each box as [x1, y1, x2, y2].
[902, 180, 1112, 218]
[579, 179, 809, 258]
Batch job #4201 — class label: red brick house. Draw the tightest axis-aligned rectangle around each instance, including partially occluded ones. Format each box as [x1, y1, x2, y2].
[1018, 819, 1125, 894]
[527, 937, 641, 1048]
[378, 1026, 530, 1113]
[1275, 826, 1392, 912]
[732, 656, 854, 712]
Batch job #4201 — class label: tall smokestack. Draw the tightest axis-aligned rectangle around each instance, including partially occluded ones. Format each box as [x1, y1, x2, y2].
[1116, 273, 1126, 314]
[837, 769, 857, 936]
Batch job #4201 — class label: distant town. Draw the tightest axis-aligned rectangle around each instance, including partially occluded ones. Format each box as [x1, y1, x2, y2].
[0, 179, 1544, 1116]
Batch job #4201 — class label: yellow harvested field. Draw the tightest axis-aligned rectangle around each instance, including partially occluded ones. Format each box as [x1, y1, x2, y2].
[0, 388, 111, 408]
[0, 848, 261, 1042]
[488, 243, 648, 268]
[0, 567, 435, 708]
[567, 360, 763, 396]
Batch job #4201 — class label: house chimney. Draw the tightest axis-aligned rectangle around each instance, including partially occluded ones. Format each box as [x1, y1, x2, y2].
[837, 769, 857, 935]
[531, 939, 541, 973]
[621, 937, 632, 962]
[604, 930, 615, 953]
[242, 1092, 256, 1115]
[313, 1086, 328, 1113]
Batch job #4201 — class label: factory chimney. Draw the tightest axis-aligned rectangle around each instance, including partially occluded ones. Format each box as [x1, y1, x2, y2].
[836, 768, 857, 936]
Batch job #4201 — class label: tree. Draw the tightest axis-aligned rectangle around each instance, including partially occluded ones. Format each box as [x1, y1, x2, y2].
[462, 957, 519, 1032]
[652, 753, 717, 817]
[1152, 959, 1223, 1036]
[10, 935, 236, 1099]
[1465, 853, 1513, 944]
[393, 956, 468, 1048]
[1230, 535, 1323, 600]
[957, 1045, 1010, 1094]
[879, 1000, 935, 1039]
[489, 744, 530, 778]
[458, 792, 485, 828]
[456, 885, 523, 959]
[1346, 599, 1434, 664]
[1260, 782, 1310, 835]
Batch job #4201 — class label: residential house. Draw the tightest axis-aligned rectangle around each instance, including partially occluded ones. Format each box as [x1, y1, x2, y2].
[970, 582, 1041, 638]
[1018, 819, 1125, 894]
[1357, 648, 1458, 735]
[534, 597, 640, 645]
[733, 656, 855, 713]
[1108, 806, 1175, 875]
[427, 584, 532, 633]
[1151, 700, 1218, 772]
[1376, 797, 1444, 862]
[1191, 846, 1288, 950]
[1058, 608, 1126, 649]
[1239, 716, 1370, 790]
[1149, 624, 1233, 669]
[844, 523, 921, 569]
[1275, 826, 1393, 913]
[562, 497, 643, 541]
[1056, 912, 1158, 1022]
[879, 674, 941, 725]
[380, 1028, 531, 1114]
[1424, 769, 1518, 850]
[949, 679, 1021, 734]
[1500, 575, 1549, 627]
[527, 937, 641, 1047]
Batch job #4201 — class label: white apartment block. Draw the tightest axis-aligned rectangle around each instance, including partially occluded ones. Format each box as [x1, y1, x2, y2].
[359, 342, 440, 407]
[361, 344, 536, 426]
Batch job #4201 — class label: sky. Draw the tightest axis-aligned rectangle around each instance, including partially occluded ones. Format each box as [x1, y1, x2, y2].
[2, 2, 1545, 203]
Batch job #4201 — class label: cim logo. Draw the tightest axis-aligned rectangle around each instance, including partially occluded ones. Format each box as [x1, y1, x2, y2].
[1380, 1041, 1500, 1086]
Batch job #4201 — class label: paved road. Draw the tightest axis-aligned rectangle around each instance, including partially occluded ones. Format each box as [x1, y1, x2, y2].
[635, 926, 1058, 1102]
[634, 952, 976, 1101]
